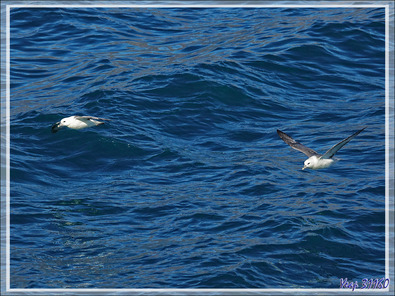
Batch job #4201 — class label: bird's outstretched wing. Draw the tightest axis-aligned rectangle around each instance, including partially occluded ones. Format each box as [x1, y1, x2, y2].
[320, 127, 366, 159]
[75, 116, 110, 121]
[277, 129, 319, 157]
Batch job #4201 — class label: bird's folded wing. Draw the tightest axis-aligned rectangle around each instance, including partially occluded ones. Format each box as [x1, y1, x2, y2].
[277, 130, 319, 157]
[320, 127, 366, 159]
[76, 116, 110, 121]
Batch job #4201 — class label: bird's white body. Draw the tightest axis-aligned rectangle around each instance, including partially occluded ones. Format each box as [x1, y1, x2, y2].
[60, 116, 100, 129]
[303, 155, 336, 170]
[52, 115, 109, 133]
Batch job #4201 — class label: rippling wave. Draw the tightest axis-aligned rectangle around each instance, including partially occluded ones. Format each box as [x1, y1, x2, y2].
[9, 6, 385, 289]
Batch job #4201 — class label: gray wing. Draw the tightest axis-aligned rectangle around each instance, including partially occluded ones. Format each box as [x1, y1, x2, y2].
[75, 116, 110, 121]
[277, 129, 319, 157]
[320, 127, 366, 159]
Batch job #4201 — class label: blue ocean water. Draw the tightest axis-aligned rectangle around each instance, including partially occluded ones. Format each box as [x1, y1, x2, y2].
[9, 6, 386, 289]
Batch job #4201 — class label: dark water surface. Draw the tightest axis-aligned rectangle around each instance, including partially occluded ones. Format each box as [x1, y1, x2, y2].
[9, 6, 385, 289]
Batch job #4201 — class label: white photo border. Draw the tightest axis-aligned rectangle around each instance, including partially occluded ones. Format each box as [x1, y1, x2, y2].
[1, 1, 394, 295]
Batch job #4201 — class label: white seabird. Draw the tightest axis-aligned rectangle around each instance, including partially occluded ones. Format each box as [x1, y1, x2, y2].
[277, 127, 366, 170]
[52, 115, 110, 133]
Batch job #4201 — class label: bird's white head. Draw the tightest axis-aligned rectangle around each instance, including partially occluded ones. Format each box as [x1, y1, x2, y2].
[59, 117, 74, 127]
[51, 116, 73, 133]
[302, 156, 318, 170]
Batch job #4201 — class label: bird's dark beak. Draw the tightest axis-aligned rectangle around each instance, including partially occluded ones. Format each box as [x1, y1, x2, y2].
[51, 122, 60, 133]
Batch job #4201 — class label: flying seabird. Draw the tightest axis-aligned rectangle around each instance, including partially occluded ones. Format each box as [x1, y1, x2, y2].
[51, 115, 110, 133]
[277, 127, 366, 170]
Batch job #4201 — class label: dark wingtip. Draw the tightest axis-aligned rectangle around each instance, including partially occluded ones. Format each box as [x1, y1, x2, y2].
[355, 126, 367, 136]
[277, 129, 288, 139]
[51, 123, 59, 133]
